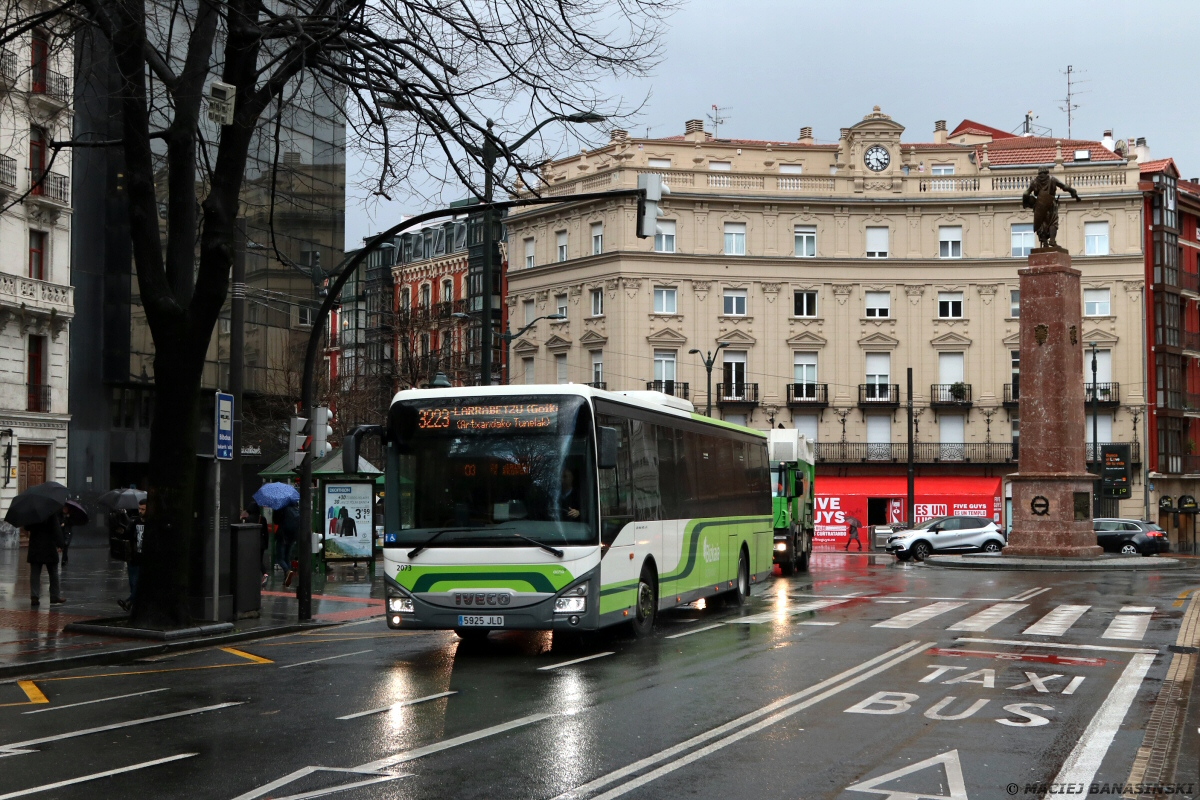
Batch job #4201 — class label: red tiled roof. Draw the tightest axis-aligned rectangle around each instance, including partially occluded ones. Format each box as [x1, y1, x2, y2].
[654, 134, 835, 149]
[949, 119, 1017, 140]
[1140, 158, 1177, 176]
[972, 137, 1125, 167]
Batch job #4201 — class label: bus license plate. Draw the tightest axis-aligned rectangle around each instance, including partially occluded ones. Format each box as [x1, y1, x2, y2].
[458, 615, 503, 627]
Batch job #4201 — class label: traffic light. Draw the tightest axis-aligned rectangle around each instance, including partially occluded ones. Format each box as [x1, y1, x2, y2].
[311, 406, 333, 459]
[289, 416, 309, 470]
[636, 173, 670, 239]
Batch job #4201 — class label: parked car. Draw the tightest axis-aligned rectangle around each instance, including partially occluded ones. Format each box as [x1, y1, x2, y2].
[886, 516, 1005, 562]
[1093, 518, 1170, 556]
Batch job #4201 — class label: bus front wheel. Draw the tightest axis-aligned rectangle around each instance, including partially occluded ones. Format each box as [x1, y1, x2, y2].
[630, 566, 657, 637]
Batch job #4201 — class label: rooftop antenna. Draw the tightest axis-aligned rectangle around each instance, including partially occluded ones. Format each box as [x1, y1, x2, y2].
[707, 104, 731, 139]
[1058, 65, 1089, 138]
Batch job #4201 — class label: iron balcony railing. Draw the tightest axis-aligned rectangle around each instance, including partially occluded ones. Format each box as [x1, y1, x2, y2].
[858, 383, 900, 406]
[0, 154, 15, 189]
[646, 380, 688, 399]
[786, 382, 828, 407]
[1184, 330, 1200, 352]
[30, 66, 70, 104]
[930, 383, 972, 406]
[1182, 271, 1200, 295]
[1084, 382, 1120, 406]
[0, 49, 16, 87]
[814, 441, 1141, 465]
[716, 382, 758, 404]
[1183, 455, 1200, 475]
[586, 381, 607, 390]
[1186, 392, 1200, 413]
[27, 167, 68, 203]
[1003, 383, 1019, 406]
[26, 383, 50, 413]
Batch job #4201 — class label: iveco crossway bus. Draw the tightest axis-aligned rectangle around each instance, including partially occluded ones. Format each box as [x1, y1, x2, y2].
[360, 385, 773, 638]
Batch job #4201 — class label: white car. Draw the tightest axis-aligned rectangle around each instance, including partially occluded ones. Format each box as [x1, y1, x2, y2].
[886, 516, 1005, 562]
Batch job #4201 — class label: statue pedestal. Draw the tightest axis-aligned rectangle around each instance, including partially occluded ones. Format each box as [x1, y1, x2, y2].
[1005, 249, 1102, 558]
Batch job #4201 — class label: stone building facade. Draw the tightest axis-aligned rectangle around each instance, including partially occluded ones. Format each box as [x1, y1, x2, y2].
[504, 109, 1149, 529]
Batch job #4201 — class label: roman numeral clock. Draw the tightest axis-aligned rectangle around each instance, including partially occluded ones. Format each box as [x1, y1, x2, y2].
[864, 144, 890, 172]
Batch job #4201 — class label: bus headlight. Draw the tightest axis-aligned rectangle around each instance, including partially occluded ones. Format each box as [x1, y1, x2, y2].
[554, 582, 587, 614]
[388, 596, 414, 613]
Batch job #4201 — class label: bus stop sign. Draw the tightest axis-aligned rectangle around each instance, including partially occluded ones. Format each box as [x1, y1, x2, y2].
[215, 391, 234, 461]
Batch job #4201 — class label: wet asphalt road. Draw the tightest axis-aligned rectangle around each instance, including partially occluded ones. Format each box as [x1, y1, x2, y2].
[2, 553, 1198, 800]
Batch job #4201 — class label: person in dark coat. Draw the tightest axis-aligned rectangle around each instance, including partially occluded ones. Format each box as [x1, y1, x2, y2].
[27, 511, 65, 606]
[59, 504, 74, 566]
[275, 499, 299, 587]
[117, 500, 146, 612]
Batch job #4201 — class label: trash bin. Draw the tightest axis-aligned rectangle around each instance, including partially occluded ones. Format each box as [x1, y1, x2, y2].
[230, 522, 262, 618]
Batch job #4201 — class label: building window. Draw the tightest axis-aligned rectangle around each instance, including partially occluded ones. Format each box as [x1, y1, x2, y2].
[794, 225, 816, 257]
[654, 286, 676, 314]
[555, 294, 568, 317]
[1155, 293, 1183, 347]
[523, 299, 535, 326]
[419, 284, 430, 309]
[591, 351, 603, 384]
[653, 350, 676, 382]
[723, 288, 747, 316]
[1158, 415, 1184, 474]
[556, 231, 568, 262]
[865, 226, 888, 258]
[724, 413, 747, 426]
[1157, 352, 1184, 411]
[297, 306, 313, 327]
[1084, 221, 1109, 256]
[441, 279, 453, 302]
[708, 160, 731, 171]
[724, 222, 746, 256]
[590, 288, 603, 317]
[28, 230, 46, 281]
[1011, 223, 1035, 257]
[1153, 230, 1179, 286]
[865, 352, 890, 399]
[865, 291, 889, 318]
[654, 220, 676, 253]
[793, 352, 817, 388]
[29, 126, 46, 173]
[794, 290, 817, 318]
[555, 353, 568, 384]
[648, 157, 672, 169]
[591, 222, 603, 255]
[27, 335, 45, 410]
[523, 357, 535, 385]
[1010, 289, 1020, 318]
[931, 164, 955, 176]
[794, 413, 818, 442]
[779, 164, 803, 175]
[1084, 288, 1111, 317]
[722, 351, 747, 387]
[938, 226, 962, 259]
[937, 291, 963, 319]
[400, 287, 410, 309]
[524, 237, 535, 269]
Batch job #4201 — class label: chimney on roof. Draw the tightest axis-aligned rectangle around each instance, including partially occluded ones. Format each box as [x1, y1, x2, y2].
[1101, 129, 1115, 152]
[798, 126, 813, 145]
[609, 129, 628, 143]
[933, 120, 947, 145]
[1134, 137, 1150, 163]
[684, 118, 706, 142]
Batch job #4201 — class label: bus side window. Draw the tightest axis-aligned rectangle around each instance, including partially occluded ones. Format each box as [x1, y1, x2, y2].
[656, 425, 681, 519]
[747, 443, 771, 515]
[629, 419, 661, 522]
[597, 414, 633, 546]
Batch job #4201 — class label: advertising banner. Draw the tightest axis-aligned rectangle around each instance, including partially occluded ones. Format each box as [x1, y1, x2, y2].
[323, 482, 374, 560]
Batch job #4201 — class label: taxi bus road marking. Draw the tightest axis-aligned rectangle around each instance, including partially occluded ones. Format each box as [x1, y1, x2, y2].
[1006, 586, 1051, 602]
[927, 648, 1105, 667]
[955, 638, 1157, 655]
[267, 774, 402, 800]
[337, 691, 457, 720]
[0, 753, 197, 799]
[538, 652, 615, 671]
[0, 702, 242, 755]
[22, 687, 169, 714]
[280, 649, 374, 669]
[1049, 651, 1156, 790]
[230, 766, 402, 800]
[664, 624, 722, 639]
[550, 640, 930, 800]
[357, 711, 555, 771]
[35, 647, 273, 682]
[580, 641, 938, 800]
[0, 681, 48, 708]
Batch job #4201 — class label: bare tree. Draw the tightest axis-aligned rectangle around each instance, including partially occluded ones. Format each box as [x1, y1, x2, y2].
[0, 0, 668, 624]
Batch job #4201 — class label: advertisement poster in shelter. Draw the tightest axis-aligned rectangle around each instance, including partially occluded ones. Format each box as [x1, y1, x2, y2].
[323, 482, 374, 559]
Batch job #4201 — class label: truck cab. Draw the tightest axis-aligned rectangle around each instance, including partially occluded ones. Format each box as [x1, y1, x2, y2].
[768, 429, 815, 575]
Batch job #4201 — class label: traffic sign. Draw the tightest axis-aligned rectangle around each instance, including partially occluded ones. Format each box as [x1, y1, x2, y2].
[215, 391, 234, 461]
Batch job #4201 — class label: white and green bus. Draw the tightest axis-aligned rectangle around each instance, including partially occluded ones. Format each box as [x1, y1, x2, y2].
[362, 385, 773, 637]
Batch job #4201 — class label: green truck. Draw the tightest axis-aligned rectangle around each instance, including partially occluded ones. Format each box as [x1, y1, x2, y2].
[768, 429, 816, 575]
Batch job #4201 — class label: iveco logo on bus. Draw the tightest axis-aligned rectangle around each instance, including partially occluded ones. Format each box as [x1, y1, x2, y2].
[702, 537, 721, 564]
[454, 592, 512, 607]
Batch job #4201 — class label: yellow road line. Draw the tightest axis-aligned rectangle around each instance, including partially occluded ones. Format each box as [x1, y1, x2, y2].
[1173, 588, 1196, 608]
[0, 680, 49, 708]
[220, 647, 273, 664]
[40, 647, 273, 682]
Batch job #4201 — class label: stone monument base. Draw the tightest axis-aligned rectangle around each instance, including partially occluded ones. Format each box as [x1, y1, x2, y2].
[1005, 473, 1102, 558]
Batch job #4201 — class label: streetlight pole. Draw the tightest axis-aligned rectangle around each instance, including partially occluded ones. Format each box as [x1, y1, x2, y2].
[455, 311, 565, 385]
[688, 343, 728, 417]
[1090, 341, 1100, 517]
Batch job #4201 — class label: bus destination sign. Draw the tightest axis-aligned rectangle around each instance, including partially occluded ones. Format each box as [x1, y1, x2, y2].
[417, 403, 558, 433]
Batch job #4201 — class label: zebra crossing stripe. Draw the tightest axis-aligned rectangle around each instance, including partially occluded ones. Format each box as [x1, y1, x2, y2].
[873, 601, 967, 629]
[726, 598, 848, 625]
[947, 603, 1028, 632]
[1023, 605, 1091, 636]
[1102, 614, 1150, 641]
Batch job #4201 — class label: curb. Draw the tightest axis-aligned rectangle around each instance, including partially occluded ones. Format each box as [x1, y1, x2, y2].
[925, 554, 1194, 572]
[0, 620, 344, 681]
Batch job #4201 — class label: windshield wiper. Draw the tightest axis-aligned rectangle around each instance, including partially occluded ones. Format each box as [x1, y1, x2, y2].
[504, 533, 564, 558]
[407, 527, 489, 559]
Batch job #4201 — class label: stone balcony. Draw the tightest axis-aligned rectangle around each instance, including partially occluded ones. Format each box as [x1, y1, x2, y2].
[0, 275, 73, 340]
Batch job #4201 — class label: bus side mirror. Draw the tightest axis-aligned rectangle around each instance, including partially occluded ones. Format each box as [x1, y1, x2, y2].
[343, 425, 384, 474]
[597, 426, 618, 469]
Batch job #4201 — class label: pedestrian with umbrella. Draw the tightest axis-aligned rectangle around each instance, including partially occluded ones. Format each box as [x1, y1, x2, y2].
[6, 481, 69, 606]
[254, 483, 300, 586]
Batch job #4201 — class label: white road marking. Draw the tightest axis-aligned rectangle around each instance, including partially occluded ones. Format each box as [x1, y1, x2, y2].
[664, 624, 722, 639]
[872, 599, 911, 604]
[579, 642, 936, 800]
[0, 753, 197, 799]
[1120, 605, 1155, 614]
[550, 640, 929, 800]
[280, 649, 374, 669]
[845, 749, 967, 799]
[1049, 652, 1155, 790]
[0, 702, 241, 755]
[21, 688, 169, 715]
[538, 652, 614, 671]
[231, 767, 399, 800]
[1023, 605, 1091, 637]
[873, 601, 967, 629]
[946, 603, 1027, 632]
[270, 775, 402, 800]
[337, 691, 457, 720]
[956, 637, 1157, 654]
[1007, 586, 1051, 602]
[1102, 615, 1150, 641]
[726, 598, 848, 624]
[1063, 676, 1086, 695]
[796, 621, 840, 626]
[359, 712, 554, 771]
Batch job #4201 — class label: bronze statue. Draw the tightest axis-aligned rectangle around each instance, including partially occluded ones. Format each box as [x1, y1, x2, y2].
[1021, 167, 1080, 250]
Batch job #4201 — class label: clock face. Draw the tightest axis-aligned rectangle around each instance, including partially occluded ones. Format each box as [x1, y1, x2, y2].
[864, 145, 890, 172]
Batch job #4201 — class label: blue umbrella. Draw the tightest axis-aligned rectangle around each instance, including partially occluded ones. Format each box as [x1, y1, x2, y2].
[253, 482, 299, 510]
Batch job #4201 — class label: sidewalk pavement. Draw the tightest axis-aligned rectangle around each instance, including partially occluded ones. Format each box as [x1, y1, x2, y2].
[0, 529, 385, 674]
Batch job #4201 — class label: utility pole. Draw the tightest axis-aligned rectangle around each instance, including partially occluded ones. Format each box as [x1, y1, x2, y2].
[907, 367, 915, 526]
[1090, 341, 1100, 516]
[226, 220, 246, 522]
[479, 122, 497, 386]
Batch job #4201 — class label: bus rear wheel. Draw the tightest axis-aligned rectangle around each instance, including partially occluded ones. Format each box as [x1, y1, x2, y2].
[728, 549, 750, 607]
[630, 566, 657, 638]
[778, 538, 796, 576]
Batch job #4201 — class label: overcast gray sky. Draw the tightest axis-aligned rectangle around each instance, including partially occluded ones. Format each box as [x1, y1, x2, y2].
[344, 0, 1200, 247]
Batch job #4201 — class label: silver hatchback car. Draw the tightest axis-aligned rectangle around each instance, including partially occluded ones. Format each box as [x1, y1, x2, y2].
[886, 516, 1005, 562]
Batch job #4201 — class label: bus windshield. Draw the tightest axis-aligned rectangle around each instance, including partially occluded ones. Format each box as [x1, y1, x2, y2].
[385, 395, 597, 547]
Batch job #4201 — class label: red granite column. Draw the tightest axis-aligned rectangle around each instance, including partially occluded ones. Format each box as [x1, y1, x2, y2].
[1005, 249, 1102, 557]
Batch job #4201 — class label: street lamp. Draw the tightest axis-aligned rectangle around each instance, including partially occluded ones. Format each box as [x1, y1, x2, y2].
[688, 343, 728, 417]
[456, 312, 567, 384]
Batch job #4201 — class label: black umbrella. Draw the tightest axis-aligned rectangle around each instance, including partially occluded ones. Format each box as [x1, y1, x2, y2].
[98, 488, 146, 511]
[64, 500, 89, 526]
[5, 481, 68, 527]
